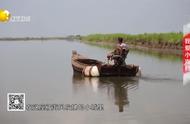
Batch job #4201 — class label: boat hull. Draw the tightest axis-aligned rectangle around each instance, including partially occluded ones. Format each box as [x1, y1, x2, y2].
[71, 50, 140, 77]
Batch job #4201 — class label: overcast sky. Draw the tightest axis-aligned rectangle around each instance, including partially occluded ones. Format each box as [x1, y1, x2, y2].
[0, 0, 190, 37]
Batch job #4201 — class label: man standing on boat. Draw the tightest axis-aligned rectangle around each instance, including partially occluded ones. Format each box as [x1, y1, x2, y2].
[107, 37, 129, 66]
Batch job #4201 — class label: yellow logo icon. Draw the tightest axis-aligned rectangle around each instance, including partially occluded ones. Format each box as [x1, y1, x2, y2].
[0, 9, 11, 22]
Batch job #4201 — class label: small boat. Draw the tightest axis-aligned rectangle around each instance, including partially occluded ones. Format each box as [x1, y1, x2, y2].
[71, 50, 140, 77]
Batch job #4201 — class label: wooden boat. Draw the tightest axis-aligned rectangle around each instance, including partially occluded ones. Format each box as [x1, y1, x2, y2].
[71, 50, 140, 77]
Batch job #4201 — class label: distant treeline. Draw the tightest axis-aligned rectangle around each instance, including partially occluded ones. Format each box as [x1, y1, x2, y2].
[0, 37, 72, 41]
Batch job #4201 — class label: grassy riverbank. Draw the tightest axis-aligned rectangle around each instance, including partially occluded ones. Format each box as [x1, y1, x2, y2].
[81, 32, 182, 55]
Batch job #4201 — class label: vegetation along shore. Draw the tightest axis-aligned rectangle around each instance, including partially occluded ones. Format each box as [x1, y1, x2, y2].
[80, 32, 182, 56]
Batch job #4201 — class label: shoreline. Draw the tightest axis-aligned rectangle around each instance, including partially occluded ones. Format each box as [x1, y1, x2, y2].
[0, 37, 67, 41]
[82, 40, 182, 56]
[81, 33, 182, 56]
[0, 32, 182, 56]
[82, 41, 182, 61]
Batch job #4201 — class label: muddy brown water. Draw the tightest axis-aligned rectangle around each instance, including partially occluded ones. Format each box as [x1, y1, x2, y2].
[0, 40, 189, 124]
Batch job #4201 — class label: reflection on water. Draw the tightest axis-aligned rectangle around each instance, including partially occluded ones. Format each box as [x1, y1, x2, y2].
[86, 42, 182, 62]
[0, 40, 187, 124]
[72, 73, 139, 112]
[130, 49, 182, 62]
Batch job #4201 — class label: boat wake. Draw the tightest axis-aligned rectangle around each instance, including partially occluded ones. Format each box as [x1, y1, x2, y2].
[140, 75, 182, 83]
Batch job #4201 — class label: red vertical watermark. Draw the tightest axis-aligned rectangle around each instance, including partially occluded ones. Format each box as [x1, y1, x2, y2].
[183, 33, 190, 73]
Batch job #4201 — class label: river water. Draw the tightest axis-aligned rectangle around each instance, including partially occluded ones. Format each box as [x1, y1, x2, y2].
[0, 40, 189, 124]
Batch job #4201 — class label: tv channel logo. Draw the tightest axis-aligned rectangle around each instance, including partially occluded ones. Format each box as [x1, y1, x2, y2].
[0, 9, 31, 23]
[0, 9, 11, 22]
